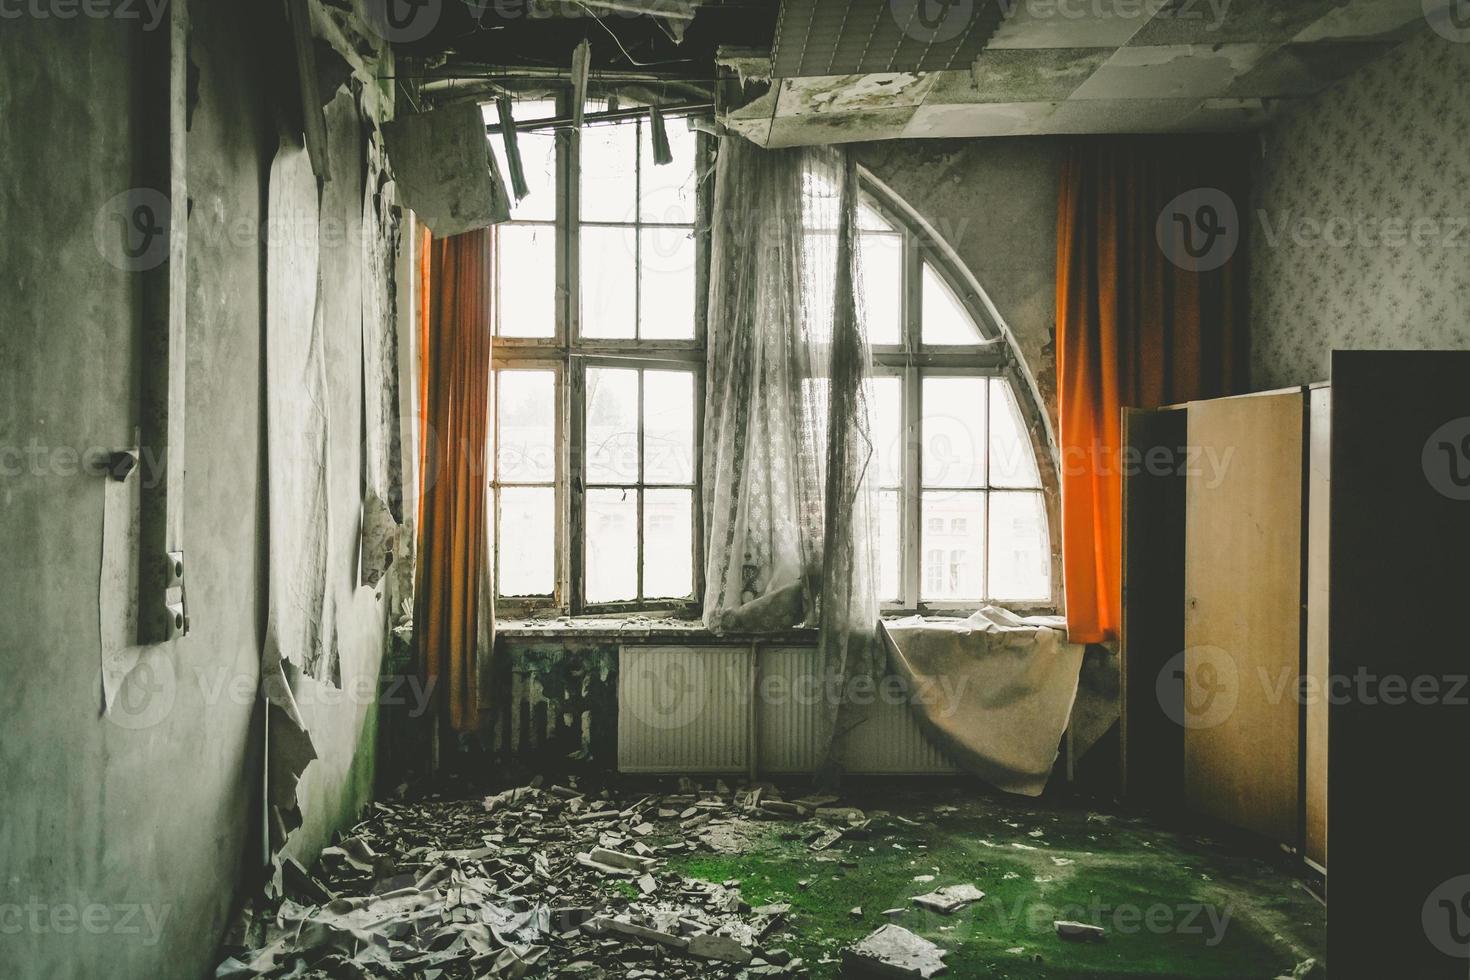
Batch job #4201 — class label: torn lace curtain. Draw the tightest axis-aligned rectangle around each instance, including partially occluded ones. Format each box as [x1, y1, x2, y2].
[701, 136, 880, 779]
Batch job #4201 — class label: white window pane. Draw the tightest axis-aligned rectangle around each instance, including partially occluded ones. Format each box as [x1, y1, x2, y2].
[989, 491, 1051, 602]
[586, 488, 637, 603]
[860, 232, 902, 347]
[497, 224, 555, 338]
[859, 200, 895, 232]
[922, 376, 987, 488]
[921, 491, 984, 602]
[490, 133, 556, 223]
[643, 489, 693, 599]
[989, 379, 1042, 489]
[865, 375, 903, 488]
[484, 99, 558, 222]
[878, 489, 901, 603]
[581, 120, 638, 222]
[581, 226, 637, 339]
[922, 264, 983, 345]
[496, 370, 555, 483]
[586, 368, 639, 484]
[639, 226, 695, 339]
[640, 119, 697, 225]
[643, 370, 694, 484]
[499, 487, 554, 597]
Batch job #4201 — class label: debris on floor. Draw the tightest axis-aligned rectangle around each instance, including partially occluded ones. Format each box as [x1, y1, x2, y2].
[1055, 920, 1107, 942]
[909, 884, 984, 915]
[215, 779, 909, 979]
[841, 924, 948, 978]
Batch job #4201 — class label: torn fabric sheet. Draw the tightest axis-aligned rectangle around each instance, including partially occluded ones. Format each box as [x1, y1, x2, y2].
[262, 650, 318, 864]
[99, 457, 142, 713]
[879, 607, 1085, 796]
[265, 137, 339, 687]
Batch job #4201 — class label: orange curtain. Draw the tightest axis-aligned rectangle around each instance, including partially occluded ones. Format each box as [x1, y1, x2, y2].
[1056, 138, 1250, 644]
[416, 227, 494, 732]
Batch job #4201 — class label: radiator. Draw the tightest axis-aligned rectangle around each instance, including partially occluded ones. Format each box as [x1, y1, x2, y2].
[618, 644, 959, 775]
[617, 645, 753, 774]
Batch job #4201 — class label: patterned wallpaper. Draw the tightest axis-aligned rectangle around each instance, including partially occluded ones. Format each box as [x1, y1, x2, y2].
[1250, 29, 1470, 389]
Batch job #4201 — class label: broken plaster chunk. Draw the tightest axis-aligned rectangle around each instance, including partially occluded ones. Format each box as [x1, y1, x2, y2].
[843, 924, 948, 979]
[588, 847, 657, 871]
[687, 932, 754, 965]
[911, 884, 985, 915]
[1055, 920, 1106, 942]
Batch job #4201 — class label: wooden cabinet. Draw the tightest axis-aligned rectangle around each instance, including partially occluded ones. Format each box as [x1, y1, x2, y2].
[1182, 389, 1305, 846]
[1121, 352, 1470, 975]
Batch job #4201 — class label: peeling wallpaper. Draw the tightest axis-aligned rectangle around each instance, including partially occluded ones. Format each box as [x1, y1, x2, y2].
[1250, 29, 1470, 389]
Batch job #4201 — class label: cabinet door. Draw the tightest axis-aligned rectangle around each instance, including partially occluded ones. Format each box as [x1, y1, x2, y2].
[1183, 389, 1304, 844]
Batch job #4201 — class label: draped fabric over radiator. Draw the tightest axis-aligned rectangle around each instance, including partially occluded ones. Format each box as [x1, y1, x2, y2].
[880, 608, 1086, 796]
[1056, 137, 1251, 644]
[702, 136, 880, 778]
[416, 227, 495, 733]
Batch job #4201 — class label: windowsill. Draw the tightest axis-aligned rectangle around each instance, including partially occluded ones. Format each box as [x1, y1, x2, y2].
[496, 606, 1059, 641]
[496, 616, 818, 642]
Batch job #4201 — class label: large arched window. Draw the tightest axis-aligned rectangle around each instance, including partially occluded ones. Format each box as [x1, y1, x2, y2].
[858, 183, 1056, 610]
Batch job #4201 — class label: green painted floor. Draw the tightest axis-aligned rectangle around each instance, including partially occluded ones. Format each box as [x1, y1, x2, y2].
[655, 787, 1324, 979]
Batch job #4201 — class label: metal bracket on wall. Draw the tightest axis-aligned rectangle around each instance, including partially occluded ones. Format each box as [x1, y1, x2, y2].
[138, 0, 191, 644]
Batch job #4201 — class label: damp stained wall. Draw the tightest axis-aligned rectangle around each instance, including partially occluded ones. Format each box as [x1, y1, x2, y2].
[0, 6, 391, 980]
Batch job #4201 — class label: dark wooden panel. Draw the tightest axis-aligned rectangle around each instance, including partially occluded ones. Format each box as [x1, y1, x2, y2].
[1120, 406, 1188, 806]
[1184, 390, 1304, 844]
[1328, 351, 1470, 975]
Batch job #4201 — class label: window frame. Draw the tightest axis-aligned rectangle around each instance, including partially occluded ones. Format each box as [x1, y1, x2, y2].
[860, 183, 1059, 615]
[490, 92, 711, 618]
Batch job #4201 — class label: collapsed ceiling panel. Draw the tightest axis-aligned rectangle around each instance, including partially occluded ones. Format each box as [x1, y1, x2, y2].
[725, 0, 1439, 144]
[771, 0, 1004, 76]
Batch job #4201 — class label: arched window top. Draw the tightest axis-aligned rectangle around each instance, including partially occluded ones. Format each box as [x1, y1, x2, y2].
[856, 180, 1056, 610]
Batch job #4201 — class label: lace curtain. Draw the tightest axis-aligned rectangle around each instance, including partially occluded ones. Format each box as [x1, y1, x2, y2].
[702, 135, 880, 777]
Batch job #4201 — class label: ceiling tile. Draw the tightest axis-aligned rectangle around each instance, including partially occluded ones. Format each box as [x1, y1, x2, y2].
[1041, 97, 1207, 132]
[1127, 0, 1345, 46]
[901, 100, 1062, 137]
[1293, 0, 1436, 43]
[986, 1, 1149, 49]
[771, 0, 1002, 77]
[766, 105, 923, 146]
[777, 72, 937, 115]
[1070, 43, 1273, 100]
[965, 47, 1115, 101]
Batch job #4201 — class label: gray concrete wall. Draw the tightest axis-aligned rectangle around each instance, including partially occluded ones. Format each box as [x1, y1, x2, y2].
[0, 7, 389, 979]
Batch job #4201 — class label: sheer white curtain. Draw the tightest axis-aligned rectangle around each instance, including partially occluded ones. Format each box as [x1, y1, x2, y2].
[702, 135, 880, 778]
